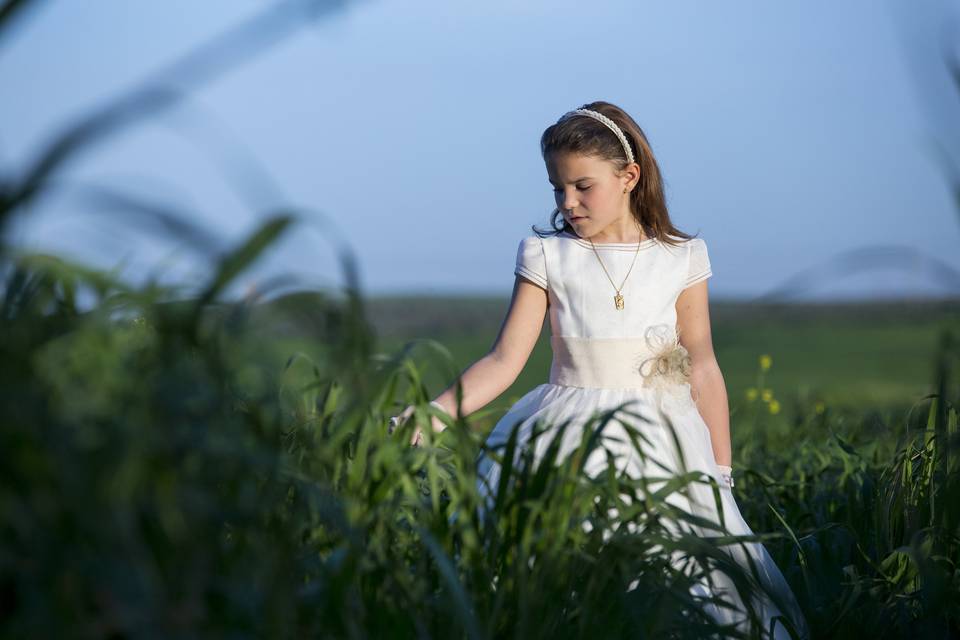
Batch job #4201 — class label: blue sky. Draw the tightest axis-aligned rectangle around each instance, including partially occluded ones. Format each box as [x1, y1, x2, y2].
[2, 0, 959, 301]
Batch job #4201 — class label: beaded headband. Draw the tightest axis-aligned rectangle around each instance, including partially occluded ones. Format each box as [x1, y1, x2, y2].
[559, 108, 635, 165]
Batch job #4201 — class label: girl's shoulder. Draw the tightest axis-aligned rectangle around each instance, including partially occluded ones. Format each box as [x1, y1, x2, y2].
[660, 233, 708, 254]
[662, 232, 704, 245]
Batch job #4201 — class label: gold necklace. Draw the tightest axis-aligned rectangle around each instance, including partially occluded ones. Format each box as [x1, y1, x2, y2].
[588, 224, 645, 310]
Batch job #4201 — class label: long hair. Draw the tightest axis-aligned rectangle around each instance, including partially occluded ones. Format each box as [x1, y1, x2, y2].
[535, 100, 697, 247]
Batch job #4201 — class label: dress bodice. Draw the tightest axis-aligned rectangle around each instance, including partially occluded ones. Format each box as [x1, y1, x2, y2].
[514, 229, 713, 390]
[515, 229, 712, 339]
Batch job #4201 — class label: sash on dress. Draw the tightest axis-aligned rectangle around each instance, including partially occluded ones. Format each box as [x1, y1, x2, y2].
[549, 323, 692, 391]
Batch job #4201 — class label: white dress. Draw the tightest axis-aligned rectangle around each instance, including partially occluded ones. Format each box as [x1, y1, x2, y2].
[476, 230, 810, 640]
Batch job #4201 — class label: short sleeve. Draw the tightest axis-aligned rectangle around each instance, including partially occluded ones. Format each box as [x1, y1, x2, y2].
[684, 238, 712, 289]
[514, 236, 548, 290]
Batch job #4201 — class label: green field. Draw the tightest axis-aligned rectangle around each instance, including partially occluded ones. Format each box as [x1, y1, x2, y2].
[365, 295, 959, 435]
[4, 239, 959, 637]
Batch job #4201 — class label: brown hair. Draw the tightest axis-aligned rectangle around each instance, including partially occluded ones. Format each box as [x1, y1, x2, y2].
[534, 100, 697, 247]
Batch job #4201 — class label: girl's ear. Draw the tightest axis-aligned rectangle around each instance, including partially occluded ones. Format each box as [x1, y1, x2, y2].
[620, 162, 641, 191]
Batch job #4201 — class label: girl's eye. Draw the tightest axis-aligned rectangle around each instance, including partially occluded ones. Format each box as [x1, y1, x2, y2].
[552, 186, 591, 193]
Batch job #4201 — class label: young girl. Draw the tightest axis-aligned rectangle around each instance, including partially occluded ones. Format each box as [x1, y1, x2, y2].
[391, 101, 809, 639]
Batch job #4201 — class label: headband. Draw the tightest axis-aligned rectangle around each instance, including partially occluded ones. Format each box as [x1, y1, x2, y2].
[559, 108, 635, 165]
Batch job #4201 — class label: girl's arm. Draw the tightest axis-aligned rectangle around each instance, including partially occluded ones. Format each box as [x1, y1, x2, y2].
[676, 279, 732, 467]
[400, 275, 549, 443]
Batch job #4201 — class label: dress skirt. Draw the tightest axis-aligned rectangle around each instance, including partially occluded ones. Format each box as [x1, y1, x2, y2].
[475, 333, 811, 640]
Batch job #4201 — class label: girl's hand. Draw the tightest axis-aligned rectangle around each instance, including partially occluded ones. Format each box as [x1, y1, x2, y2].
[389, 403, 447, 447]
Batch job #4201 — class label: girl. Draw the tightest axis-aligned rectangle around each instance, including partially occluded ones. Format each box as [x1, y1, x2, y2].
[390, 101, 809, 639]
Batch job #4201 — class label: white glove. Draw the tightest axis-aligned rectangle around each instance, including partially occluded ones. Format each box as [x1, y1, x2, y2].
[716, 464, 734, 489]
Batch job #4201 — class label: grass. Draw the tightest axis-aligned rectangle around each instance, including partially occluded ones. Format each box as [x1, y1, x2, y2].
[367, 296, 958, 437]
[2, 263, 958, 637]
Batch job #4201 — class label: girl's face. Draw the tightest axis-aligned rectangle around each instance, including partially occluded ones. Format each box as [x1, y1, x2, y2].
[545, 151, 637, 238]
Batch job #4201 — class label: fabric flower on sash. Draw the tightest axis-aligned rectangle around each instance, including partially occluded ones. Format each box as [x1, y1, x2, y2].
[634, 323, 693, 390]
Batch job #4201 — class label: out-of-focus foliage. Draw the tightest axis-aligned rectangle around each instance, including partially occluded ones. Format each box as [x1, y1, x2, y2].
[2, 215, 959, 639]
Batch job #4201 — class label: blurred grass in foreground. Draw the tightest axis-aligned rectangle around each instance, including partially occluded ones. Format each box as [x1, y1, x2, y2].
[1, 236, 958, 638]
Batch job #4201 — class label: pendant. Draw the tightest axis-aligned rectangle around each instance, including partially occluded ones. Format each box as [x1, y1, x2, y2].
[614, 292, 624, 310]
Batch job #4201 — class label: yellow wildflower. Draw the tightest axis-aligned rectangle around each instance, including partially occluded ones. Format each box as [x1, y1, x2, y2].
[769, 400, 781, 414]
[761, 388, 773, 403]
[745, 387, 758, 401]
[759, 354, 772, 371]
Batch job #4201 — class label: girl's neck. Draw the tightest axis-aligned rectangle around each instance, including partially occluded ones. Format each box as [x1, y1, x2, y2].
[586, 216, 645, 244]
